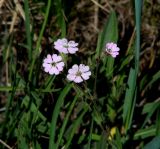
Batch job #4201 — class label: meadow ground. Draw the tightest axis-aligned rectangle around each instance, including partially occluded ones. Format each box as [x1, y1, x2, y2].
[0, 0, 160, 148]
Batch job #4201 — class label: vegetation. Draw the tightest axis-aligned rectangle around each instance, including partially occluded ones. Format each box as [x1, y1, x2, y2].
[0, 0, 160, 148]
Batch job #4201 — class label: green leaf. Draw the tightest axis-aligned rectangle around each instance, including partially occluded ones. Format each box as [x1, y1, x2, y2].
[144, 136, 160, 149]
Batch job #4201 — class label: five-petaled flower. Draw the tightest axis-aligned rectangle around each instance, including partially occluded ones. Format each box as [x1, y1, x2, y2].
[43, 54, 65, 75]
[105, 42, 120, 58]
[54, 38, 78, 54]
[67, 64, 91, 83]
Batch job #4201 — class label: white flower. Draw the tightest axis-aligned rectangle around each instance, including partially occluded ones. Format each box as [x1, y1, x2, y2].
[43, 54, 64, 75]
[67, 64, 91, 83]
[54, 38, 78, 54]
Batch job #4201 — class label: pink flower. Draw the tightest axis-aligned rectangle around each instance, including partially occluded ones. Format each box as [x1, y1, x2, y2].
[43, 54, 65, 75]
[67, 64, 91, 83]
[105, 42, 120, 58]
[54, 38, 78, 54]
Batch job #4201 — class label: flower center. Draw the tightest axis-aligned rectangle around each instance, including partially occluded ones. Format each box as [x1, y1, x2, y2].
[63, 44, 69, 48]
[76, 71, 82, 76]
[107, 48, 112, 53]
[51, 62, 56, 67]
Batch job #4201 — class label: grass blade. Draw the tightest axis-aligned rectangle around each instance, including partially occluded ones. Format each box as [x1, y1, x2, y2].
[123, 0, 142, 132]
[122, 68, 136, 131]
[86, 119, 94, 149]
[134, 126, 156, 140]
[49, 83, 72, 149]
[29, 0, 52, 81]
[24, 0, 32, 61]
[65, 106, 88, 148]
[56, 94, 80, 149]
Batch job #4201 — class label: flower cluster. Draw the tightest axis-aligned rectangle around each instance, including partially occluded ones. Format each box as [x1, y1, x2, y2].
[105, 42, 120, 58]
[42, 38, 91, 83]
[42, 38, 120, 83]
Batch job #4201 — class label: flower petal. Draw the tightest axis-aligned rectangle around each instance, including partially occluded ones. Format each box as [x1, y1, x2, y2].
[74, 76, 83, 83]
[52, 54, 62, 62]
[56, 62, 64, 71]
[44, 64, 52, 72]
[79, 64, 89, 72]
[49, 67, 59, 75]
[68, 41, 78, 47]
[81, 71, 91, 80]
[72, 64, 79, 71]
[67, 74, 76, 81]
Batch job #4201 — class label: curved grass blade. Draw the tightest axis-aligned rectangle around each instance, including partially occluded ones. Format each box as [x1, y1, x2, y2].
[49, 83, 72, 149]
[55, 94, 80, 149]
[65, 106, 88, 148]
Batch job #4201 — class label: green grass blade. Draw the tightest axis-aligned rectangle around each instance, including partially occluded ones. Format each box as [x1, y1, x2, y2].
[144, 70, 160, 91]
[156, 109, 160, 135]
[49, 83, 72, 149]
[65, 106, 88, 148]
[54, 0, 66, 37]
[86, 119, 94, 149]
[134, 126, 156, 140]
[101, 11, 118, 50]
[56, 94, 80, 149]
[114, 128, 123, 149]
[123, 0, 142, 132]
[122, 68, 136, 131]
[22, 95, 47, 122]
[95, 32, 103, 58]
[24, 0, 32, 61]
[43, 75, 56, 90]
[29, 0, 51, 81]
[97, 132, 107, 149]
[142, 102, 160, 128]
[135, 0, 142, 74]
